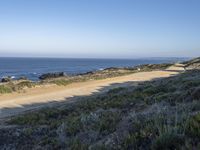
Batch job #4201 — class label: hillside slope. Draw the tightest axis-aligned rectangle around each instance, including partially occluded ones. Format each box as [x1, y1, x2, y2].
[0, 70, 179, 119]
[0, 59, 200, 149]
[184, 57, 200, 69]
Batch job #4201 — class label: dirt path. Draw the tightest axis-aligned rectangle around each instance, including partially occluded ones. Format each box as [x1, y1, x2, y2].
[0, 66, 183, 119]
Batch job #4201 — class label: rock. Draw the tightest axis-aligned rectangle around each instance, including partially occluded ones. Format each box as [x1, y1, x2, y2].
[104, 67, 119, 71]
[78, 71, 94, 76]
[1, 77, 12, 82]
[39, 72, 66, 80]
[18, 76, 28, 80]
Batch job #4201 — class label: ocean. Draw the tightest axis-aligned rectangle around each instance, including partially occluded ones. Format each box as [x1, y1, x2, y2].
[0, 57, 189, 81]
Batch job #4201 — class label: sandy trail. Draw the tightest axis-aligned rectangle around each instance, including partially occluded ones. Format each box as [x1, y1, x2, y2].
[0, 66, 183, 119]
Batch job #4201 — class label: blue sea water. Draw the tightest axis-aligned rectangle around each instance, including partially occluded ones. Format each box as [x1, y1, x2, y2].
[0, 57, 189, 81]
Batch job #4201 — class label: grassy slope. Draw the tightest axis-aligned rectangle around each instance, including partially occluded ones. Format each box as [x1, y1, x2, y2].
[1, 69, 200, 150]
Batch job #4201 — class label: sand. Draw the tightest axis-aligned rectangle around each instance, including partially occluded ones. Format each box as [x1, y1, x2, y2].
[0, 65, 183, 119]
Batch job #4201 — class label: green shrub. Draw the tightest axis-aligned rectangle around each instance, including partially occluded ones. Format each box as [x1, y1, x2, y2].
[65, 116, 83, 136]
[91, 145, 108, 150]
[17, 81, 33, 88]
[152, 130, 184, 150]
[107, 87, 126, 94]
[51, 79, 71, 86]
[0, 85, 12, 93]
[24, 128, 34, 136]
[9, 113, 43, 125]
[122, 133, 140, 149]
[97, 111, 121, 134]
[143, 85, 168, 96]
[183, 80, 200, 89]
[69, 138, 88, 150]
[40, 136, 59, 148]
[13, 81, 34, 91]
[186, 113, 200, 138]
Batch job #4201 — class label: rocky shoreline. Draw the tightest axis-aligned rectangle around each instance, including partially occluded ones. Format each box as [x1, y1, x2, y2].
[1, 63, 173, 82]
[0, 58, 199, 94]
[0, 63, 171, 94]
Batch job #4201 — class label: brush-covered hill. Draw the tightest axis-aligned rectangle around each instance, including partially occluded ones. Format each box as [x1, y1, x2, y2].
[184, 57, 200, 69]
[0, 58, 200, 150]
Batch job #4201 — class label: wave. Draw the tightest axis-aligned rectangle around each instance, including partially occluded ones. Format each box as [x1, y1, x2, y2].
[11, 76, 16, 79]
[1, 75, 16, 79]
[99, 68, 104, 71]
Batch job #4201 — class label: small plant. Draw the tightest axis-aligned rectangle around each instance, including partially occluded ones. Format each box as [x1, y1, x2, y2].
[24, 128, 34, 136]
[14, 81, 34, 91]
[152, 130, 184, 150]
[51, 79, 71, 86]
[69, 138, 88, 150]
[9, 113, 41, 125]
[107, 87, 126, 94]
[40, 136, 59, 148]
[122, 133, 139, 149]
[186, 113, 200, 138]
[0, 85, 12, 93]
[65, 116, 83, 136]
[92, 110, 121, 135]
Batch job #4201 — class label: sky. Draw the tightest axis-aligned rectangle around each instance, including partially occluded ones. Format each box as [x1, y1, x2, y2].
[0, 0, 200, 58]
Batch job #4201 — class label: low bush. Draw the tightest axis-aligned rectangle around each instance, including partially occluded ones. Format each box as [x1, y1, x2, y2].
[50, 79, 72, 86]
[0, 85, 12, 93]
[186, 113, 200, 138]
[152, 130, 184, 150]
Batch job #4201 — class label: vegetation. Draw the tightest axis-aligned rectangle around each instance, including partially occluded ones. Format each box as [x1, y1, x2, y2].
[183, 57, 200, 69]
[0, 68, 200, 149]
[0, 85, 12, 93]
[50, 79, 72, 86]
[0, 80, 35, 94]
[1, 59, 200, 149]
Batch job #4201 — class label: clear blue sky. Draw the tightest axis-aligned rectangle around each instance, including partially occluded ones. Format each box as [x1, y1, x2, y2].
[0, 0, 199, 58]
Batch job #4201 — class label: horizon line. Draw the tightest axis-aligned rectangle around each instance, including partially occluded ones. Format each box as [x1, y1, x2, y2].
[0, 56, 192, 60]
